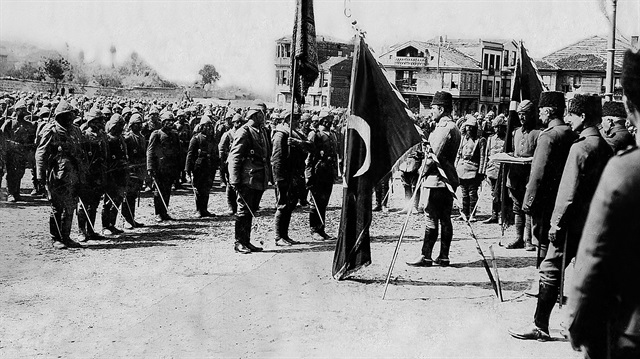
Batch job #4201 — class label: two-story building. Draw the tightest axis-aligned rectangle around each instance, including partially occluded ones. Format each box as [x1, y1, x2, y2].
[378, 40, 482, 116]
[274, 35, 354, 108]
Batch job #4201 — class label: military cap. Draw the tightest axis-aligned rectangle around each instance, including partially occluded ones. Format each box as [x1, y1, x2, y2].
[231, 114, 243, 123]
[492, 114, 507, 127]
[13, 100, 27, 110]
[279, 110, 292, 121]
[300, 113, 312, 122]
[622, 49, 640, 108]
[86, 107, 104, 122]
[37, 108, 51, 118]
[176, 109, 186, 117]
[200, 115, 213, 126]
[121, 107, 132, 116]
[517, 100, 534, 113]
[538, 91, 565, 110]
[160, 111, 174, 121]
[246, 100, 267, 118]
[102, 107, 112, 117]
[311, 114, 320, 122]
[602, 101, 627, 119]
[129, 113, 143, 125]
[568, 93, 601, 118]
[225, 110, 235, 119]
[431, 91, 452, 108]
[464, 115, 478, 127]
[149, 106, 160, 115]
[54, 100, 75, 117]
[105, 117, 121, 134]
[318, 110, 331, 120]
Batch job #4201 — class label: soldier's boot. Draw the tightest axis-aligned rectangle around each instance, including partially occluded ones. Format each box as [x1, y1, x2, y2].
[505, 213, 525, 249]
[240, 216, 263, 252]
[275, 211, 297, 246]
[483, 211, 499, 224]
[226, 186, 237, 214]
[61, 209, 84, 248]
[200, 192, 214, 217]
[524, 215, 536, 251]
[77, 210, 90, 240]
[461, 193, 471, 220]
[407, 226, 437, 267]
[435, 222, 453, 266]
[508, 283, 555, 341]
[234, 218, 251, 254]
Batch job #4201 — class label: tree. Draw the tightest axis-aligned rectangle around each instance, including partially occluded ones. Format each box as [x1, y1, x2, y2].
[199, 64, 220, 85]
[41, 56, 72, 89]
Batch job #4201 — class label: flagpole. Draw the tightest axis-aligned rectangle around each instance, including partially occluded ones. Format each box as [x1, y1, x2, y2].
[343, 35, 361, 180]
[289, 58, 298, 136]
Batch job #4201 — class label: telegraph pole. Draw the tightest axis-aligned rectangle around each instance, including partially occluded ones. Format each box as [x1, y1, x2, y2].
[605, 0, 618, 101]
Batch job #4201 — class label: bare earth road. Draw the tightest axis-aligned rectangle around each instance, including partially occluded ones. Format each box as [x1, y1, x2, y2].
[0, 173, 582, 358]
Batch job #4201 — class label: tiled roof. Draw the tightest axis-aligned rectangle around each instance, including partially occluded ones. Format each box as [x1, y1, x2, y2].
[534, 59, 559, 70]
[382, 40, 481, 69]
[276, 34, 351, 45]
[543, 35, 631, 70]
[319, 56, 350, 70]
[551, 53, 622, 72]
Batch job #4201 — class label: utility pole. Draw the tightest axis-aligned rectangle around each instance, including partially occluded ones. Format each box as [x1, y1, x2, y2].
[605, 0, 618, 101]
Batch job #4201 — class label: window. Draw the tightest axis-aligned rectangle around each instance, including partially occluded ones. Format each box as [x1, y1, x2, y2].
[443, 72, 452, 89]
[483, 53, 489, 70]
[321, 96, 328, 107]
[600, 77, 606, 93]
[542, 75, 552, 89]
[495, 80, 500, 97]
[496, 55, 501, 71]
[482, 80, 493, 97]
[473, 74, 479, 91]
[511, 51, 516, 66]
[489, 54, 495, 70]
[276, 69, 289, 85]
[504, 50, 509, 66]
[503, 79, 511, 97]
[452, 73, 460, 89]
[322, 75, 328, 87]
[461, 73, 467, 90]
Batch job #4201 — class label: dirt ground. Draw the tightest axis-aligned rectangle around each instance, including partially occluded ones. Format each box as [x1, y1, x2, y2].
[0, 171, 583, 358]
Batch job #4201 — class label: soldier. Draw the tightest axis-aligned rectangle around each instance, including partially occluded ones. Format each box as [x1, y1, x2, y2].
[174, 110, 192, 189]
[271, 110, 313, 246]
[35, 100, 85, 249]
[101, 116, 128, 235]
[600, 101, 635, 153]
[509, 93, 613, 342]
[219, 113, 243, 215]
[122, 113, 146, 229]
[141, 106, 161, 140]
[227, 100, 272, 253]
[407, 91, 461, 267]
[568, 49, 640, 359]
[77, 108, 108, 242]
[523, 91, 577, 258]
[455, 115, 486, 221]
[185, 115, 219, 217]
[483, 114, 507, 224]
[297, 113, 313, 207]
[147, 111, 182, 222]
[305, 111, 338, 241]
[1, 100, 36, 202]
[504, 100, 540, 249]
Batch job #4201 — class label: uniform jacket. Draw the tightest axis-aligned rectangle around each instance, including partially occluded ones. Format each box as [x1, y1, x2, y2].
[568, 146, 640, 358]
[507, 125, 540, 190]
[484, 134, 505, 180]
[80, 126, 108, 188]
[185, 132, 219, 174]
[271, 123, 312, 184]
[146, 128, 181, 175]
[550, 126, 613, 237]
[218, 127, 237, 165]
[1, 117, 36, 160]
[600, 122, 635, 154]
[35, 121, 85, 193]
[305, 126, 338, 184]
[227, 122, 272, 191]
[124, 130, 146, 187]
[423, 116, 462, 189]
[455, 135, 486, 180]
[523, 119, 577, 214]
[104, 131, 129, 189]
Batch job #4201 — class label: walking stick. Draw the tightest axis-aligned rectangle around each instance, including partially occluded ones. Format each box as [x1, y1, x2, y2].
[559, 231, 568, 308]
[488, 245, 504, 302]
[51, 207, 64, 241]
[78, 197, 97, 234]
[382, 176, 424, 300]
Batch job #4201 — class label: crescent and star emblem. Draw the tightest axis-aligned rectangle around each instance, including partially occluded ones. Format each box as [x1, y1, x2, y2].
[347, 115, 371, 177]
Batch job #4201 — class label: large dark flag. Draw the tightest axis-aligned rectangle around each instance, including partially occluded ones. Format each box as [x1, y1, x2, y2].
[332, 38, 422, 280]
[291, 0, 319, 104]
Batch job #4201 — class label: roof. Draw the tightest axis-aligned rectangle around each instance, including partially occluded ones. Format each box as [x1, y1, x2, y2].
[551, 53, 622, 72]
[534, 59, 559, 71]
[276, 34, 351, 45]
[381, 40, 481, 70]
[542, 35, 631, 70]
[319, 56, 350, 70]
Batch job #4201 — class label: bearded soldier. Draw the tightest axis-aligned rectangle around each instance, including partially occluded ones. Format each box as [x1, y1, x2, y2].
[101, 115, 128, 235]
[1, 99, 37, 202]
[147, 111, 181, 221]
[122, 113, 146, 228]
[227, 100, 272, 254]
[185, 114, 219, 217]
[35, 100, 85, 249]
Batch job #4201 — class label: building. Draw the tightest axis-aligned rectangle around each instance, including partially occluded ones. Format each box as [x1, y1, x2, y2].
[274, 35, 354, 108]
[378, 40, 482, 116]
[538, 35, 639, 100]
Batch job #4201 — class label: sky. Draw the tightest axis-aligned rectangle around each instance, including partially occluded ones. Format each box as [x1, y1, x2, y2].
[1, 0, 639, 97]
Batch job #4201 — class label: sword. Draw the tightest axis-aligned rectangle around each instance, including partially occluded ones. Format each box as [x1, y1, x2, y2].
[78, 197, 97, 234]
[309, 190, 325, 227]
[152, 177, 170, 215]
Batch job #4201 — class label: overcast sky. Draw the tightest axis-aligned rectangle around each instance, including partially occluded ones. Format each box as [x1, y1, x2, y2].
[1, 0, 639, 96]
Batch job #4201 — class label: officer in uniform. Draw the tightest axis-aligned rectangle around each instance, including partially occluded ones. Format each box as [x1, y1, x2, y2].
[219, 113, 244, 215]
[185, 114, 219, 217]
[523, 91, 577, 258]
[505, 100, 540, 249]
[510, 93, 613, 342]
[600, 101, 635, 153]
[77, 108, 108, 242]
[271, 110, 313, 246]
[102, 116, 128, 235]
[147, 111, 181, 222]
[1, 100, 36, 202]
[227, 100, 272, 253]
[35, 100, 85, 249]
[407, 91, 461, 267]
[483, 114, 507, 224]
[455, 115, 486, 221]
[305, 111, 338, 241]
[568, 49, 640, 359]
[122, 113, 146, 228]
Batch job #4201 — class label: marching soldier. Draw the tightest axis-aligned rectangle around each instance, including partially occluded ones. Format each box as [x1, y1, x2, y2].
[185, 115, 219, 217]
[219, 113, 243, 215]
[77, 108, 108, 242]
[504, 100, 540, 249]
[1, 100, 36, 202]
[227, 100, 272, 254]
[271, 110, 313, 246]
[35, 100, 85, 249]
[510, 93, 613, 342]
[101, 116, 128, 235]
[407, 91, 461, 267]
[305, 111, 338, 241]
[568, 49, 640, 359]
[122, 113, 146, 228]
[600, 101, 635, 153]
[147, 111, 181, 222]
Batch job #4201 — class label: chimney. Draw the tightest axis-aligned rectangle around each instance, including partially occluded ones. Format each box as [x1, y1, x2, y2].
[632, 36, 639, 50]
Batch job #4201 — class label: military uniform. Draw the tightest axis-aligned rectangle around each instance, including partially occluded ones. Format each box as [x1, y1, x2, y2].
[398, 127, 423, 212]
[484, 124, 506, 221]
[305, 116, 338, 240]
[146, 117, 181, 221]
[219, 117, 240, 214]
[174, 118, 192, 188]
[101, 119, 128, 233]
[35, 101, 86, 249]
[455, 116, 486, 219]
[185, 118, 219, 217]
[122, 114, 146, 227]
[227, 102, 272, 253]
[601, 122, 635, 153]
[1, 104, 36, 201]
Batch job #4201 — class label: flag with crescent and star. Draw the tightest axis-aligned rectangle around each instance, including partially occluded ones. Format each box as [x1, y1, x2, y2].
[332, 37, 422, 280]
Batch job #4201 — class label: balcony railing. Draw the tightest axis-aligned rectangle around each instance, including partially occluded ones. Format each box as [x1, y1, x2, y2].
[395, 81, 417, 92]
[394, 57, 427, 67]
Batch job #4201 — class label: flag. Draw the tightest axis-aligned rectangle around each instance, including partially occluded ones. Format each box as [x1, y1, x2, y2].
[291, 0, 319, 104]
[332, 38, 422, 280]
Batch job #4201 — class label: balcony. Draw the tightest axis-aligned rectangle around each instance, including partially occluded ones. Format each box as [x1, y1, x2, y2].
[395, 81, 417, 93]
[275, 57, 292, 66]
[394, 57, 427, 68]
